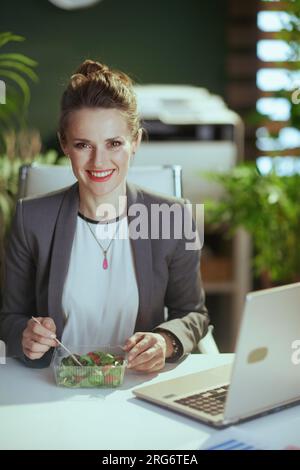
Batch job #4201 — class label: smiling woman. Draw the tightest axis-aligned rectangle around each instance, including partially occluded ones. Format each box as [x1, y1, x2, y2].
[60, 107, 141, 220]
[58, 60, 142, 221]
[0, 59, 209, 374]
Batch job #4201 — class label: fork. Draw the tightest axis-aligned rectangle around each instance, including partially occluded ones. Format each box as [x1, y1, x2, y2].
[31, 316, 83, 367]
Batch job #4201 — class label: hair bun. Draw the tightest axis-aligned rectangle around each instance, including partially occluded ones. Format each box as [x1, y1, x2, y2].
[75, 59, 109, 77]
[70, 60, 111, 90]
[70, 59, 134, 90]
[60, 58, 141, 142]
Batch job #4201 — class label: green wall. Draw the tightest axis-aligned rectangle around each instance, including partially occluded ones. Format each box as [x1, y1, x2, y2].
[1, 0, 227, 146]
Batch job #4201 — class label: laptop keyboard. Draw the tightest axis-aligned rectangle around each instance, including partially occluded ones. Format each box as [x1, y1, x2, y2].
[174, 385, 229, 416]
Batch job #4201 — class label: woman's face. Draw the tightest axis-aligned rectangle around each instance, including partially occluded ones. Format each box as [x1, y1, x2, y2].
[60, 107, 141, 200]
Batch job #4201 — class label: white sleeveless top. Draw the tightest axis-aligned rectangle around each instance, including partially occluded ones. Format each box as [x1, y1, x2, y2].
[61, 212, 139, 347]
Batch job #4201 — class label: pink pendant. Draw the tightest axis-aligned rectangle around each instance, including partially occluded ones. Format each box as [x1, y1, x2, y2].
[103, 257, 108, 270]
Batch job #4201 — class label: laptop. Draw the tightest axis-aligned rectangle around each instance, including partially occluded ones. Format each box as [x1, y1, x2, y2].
[133, 283, 300, 428]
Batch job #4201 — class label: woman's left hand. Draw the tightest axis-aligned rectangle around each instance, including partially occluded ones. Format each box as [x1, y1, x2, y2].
[123, 332, 167, 372]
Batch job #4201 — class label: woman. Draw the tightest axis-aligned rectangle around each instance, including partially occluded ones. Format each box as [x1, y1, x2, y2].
[0, 60, 209, 372]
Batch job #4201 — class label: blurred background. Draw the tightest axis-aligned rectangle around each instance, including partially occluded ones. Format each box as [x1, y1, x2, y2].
[1, 0, 299, 352]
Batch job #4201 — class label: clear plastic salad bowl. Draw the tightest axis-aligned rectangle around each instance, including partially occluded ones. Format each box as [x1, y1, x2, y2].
[52, 345, 127, 388]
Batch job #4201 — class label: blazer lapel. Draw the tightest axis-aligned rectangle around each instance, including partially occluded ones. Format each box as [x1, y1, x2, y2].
[48, 182, 79, 339]
[126, 183, 153, 332]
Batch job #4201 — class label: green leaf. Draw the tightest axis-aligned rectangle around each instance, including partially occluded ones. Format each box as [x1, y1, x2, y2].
[0, 60, 38, 82]
[0, 32, 24, 48]
[0, 53, 37, 67]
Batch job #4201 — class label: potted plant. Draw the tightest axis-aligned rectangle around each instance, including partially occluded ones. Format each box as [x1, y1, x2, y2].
[203, 163, 300, 285]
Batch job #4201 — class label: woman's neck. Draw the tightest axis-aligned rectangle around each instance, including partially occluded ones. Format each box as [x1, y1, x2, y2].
[78, 183, 127, 222]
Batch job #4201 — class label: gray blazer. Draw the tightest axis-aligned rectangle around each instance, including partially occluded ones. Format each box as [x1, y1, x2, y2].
[0, 181, 209, 368]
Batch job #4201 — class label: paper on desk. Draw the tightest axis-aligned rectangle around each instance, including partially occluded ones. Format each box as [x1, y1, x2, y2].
[198, 426, 300, 450]
[174, 427, 267, 451]
[199, 427, 273, 450]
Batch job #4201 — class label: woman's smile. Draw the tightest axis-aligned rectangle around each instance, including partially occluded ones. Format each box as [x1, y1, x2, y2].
[86, 169, 116, 182]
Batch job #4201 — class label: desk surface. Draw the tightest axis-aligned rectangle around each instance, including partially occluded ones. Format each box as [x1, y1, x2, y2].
[1, 354, 300, 450]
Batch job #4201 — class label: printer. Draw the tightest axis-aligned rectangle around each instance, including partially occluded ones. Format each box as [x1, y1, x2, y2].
[133, 84, 243, 207]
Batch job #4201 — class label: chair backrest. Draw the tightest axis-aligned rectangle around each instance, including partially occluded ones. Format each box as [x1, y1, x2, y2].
[18, 163, 182, 199]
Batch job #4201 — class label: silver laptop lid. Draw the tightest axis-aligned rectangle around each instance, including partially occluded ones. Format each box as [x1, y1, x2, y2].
[224, 282, 300, 424]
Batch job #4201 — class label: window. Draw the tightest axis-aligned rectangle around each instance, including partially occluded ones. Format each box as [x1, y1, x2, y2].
[256, 1, 300, 165]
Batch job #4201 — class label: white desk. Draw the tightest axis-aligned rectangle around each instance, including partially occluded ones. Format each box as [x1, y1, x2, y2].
[0, 354, 300, 450]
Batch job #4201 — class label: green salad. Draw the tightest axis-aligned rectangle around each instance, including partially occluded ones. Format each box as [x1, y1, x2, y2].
[56, 350, 125, 388]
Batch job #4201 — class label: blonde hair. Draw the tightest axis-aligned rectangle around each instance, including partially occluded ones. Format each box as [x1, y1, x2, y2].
[59, 59, 141, 142]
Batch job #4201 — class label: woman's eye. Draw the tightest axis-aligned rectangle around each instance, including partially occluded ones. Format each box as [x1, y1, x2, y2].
[75, 143, 90, 149]
[110, 141, 122, 148]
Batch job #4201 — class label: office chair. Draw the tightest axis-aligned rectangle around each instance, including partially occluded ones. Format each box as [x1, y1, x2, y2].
[18, 163, 219, 353]
[18, 163, 182, 199]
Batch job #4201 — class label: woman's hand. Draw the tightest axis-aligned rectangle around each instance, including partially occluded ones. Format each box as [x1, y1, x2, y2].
[123, 332, 168, 372]
[22, 317, 57, 360]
